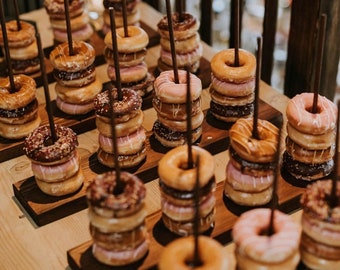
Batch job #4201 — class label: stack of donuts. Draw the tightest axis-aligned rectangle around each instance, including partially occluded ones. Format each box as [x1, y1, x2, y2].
[49, 40, 102, 115]
[209, 49, 256, 122]
[157, 12, 202, 73]
[94, 88, 146, 168]
[300, 180, 340, 269]
[232, 208, 301, 270]
[44, 0, 94, 43]
[0, 75, 41, 139]
[283, 92, 337, 181]
[86, 171, 149, 266]
[158, 235, 233, 269]
[23, 124, 84, 196]
[158, 145, 216, 236]
[224, 118, 279, 206]
[0, 20, 40, 75]
[102, 0, 140, 34]
[104, 25, 154, 98]
[152, 70, 204, 148]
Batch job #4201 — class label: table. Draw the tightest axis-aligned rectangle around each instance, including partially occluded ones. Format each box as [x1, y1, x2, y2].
[0, 2, 301, 270]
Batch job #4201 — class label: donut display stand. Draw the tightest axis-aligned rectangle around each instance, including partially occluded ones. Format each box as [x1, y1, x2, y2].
[12, 100, 281, 226]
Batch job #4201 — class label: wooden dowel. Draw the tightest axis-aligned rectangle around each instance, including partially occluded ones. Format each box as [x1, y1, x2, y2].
[193, 155, 202, 267]
[122, 0, 128, 37]
[186, 67, 193, 169]
[13, 0, 22, 30]
[234, 0, 240, 67]
[64, 0, 74, 56]
[252, 36, 262, 139]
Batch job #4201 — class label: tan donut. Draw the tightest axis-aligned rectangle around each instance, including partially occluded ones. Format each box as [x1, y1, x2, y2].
[0, 75, 37, 110]
[158, 145, 215, 191]
[55, 77, 102, 104]
[103, 8, 140, 29]
[286, 92, 337, 135]
[0, 20, 35, 48]
[44, 0, 84, 19]
[0, 115, 41, 139]
[229, 118, 279, 163]
[160, 43, 203, 67]
[160, 33, 201, 54]
[158, 235, 230, 270]
[8, 39, 38, 60]
[301, 248, 340, 270]
[49, 41, 95, 72]
[104, 47, 147, 67]
[287, 122, 335, 150]
[211, 49, 256, 83]
[104, 26, 148, 53]
[210, 87, 255, 106]
[211, 73, 255, 97]
[107, 62, 148, 84]
[50, 12, 90, 31]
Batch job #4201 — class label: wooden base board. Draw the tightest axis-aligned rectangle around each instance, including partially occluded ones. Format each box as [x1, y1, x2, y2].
[66, 182, 305, 270]
[12, 99, 282, 226]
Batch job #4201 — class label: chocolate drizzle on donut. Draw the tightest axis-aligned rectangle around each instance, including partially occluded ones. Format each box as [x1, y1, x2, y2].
[158, 12, 196, 32]
[53, 64, 95, 82]
[0, 99, 37, 118]
[153, 120, 201, 142]
[210, 100, 254, 118]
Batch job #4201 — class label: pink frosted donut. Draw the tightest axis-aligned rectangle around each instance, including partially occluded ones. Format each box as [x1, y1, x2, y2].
[160, 43, 203, 67]
[154, 70, 202, 103]
[211, 74, 255, 97]
[232, 208, 301, 264]
[107, 62, 148, 83]
[286, 92, 337, 135]
[98, 127, 146, 155]
[56, 96, 94, 115]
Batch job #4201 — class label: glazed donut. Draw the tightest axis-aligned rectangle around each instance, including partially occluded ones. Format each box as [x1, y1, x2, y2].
[107, 62, 148, 83]
[97, 146, 146, 169]
[55, 97, 94, 115]
[103, 7, 140, 29]
[158, 145, 214, 191]
[153, 120, 202, 148]
[8, 39, 38, 60]
[119, 73, 154, 98]
[153, 97, 201, 121]
[287, 122, 335, 150]
[211, 74, 255, 97]
[53, 24, 94, 43]
[96, 109, 143, 137]
[158, 235, 231, 270]
[286, 92, 337, 135]
[157, 12, 200, 41]
[285, 136, 334, 164]
[301, 246, 340, 270]
[50, 12, 90, 31]
[210, 88, 255, 106]
[35, 168, 84, 196]
[44, 0, 84, 19]
[157, 109, 204, 132]
[229, 118, 279, 163]
[24, 124, 78, 164]
[98, 127, 146, 155]
[31, 151, 80, 182]
[94, 88, 142, 118]
[104, 47, 146, 67]
[0, 75, 37, 110]
[154, 70, 202, 104]
[211, 49, 256, 83]
[104, 26, 148, 53]
[55, 77, 102, 104]
[87, 171, 146, 218]
[49, 41, 95, 72]
[232, 208, 301, 269]
[160, 33, 200, 54]
[0, 114, 41, 139]
[0, 20, 35, 48]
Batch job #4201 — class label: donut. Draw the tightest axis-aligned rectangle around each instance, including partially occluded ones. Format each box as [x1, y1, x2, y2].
[118, 72, 154, 98]
[104, 26, 149, 53]
[232, 208, 301, 270]
[44, 0, 85, 19]
[0, 20, 35, 48]
[103, 6, 140, 29]
[209, 100, 254, 122]
[160, 33, 200, 54]
[55, 97, 95, 115]
[107, 62, 148, 83]
[53, 23, 94, 43]
[0, 99, 38, 124]
[49, 12, 90, 31]
[0, 114, 41, 139]
[211, 49, 256, 83]
[104, 47, 147, 67]
[103, 0, 138, 12]
[53, 63, 96, 87]
[157, 12, 200, 41]
[154, 70, 202, 104]
[158, 236, 231, 270]
[229, 118, 279, 163]
[210, 88, 255, 106]
[8, 39, 38, 60]
[158, 145, 215, 191]
[24, 124, 78, 164]
[300, 180, 340, 269]
[286, 92, 337, 135]
[159, 43, 203, 67]
[49, 41, 95, 72]
[211, 74, 255, 97]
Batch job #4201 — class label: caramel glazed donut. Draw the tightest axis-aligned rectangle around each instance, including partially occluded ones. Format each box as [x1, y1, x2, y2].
[224, 118, 279, 206]
[300, 180, 340, 270]
[158, 145, 216, 236]
[0, 20, 40, 74]
[158, 235, 232, 270]
[152, 70, 204, 148]
[104, 26, 154, 97]
[0, 75, 41, 139]
[283, 92, 337, 181]
[86, 171, 149, 266]
[94, 88, 147, 169]
[24, 124, 84, 196]
[49, 41, 102, 115]
[209, 48, 256, 122]
[232, 208, 301, 270]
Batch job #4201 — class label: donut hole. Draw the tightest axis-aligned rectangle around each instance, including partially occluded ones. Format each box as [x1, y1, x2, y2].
[184, 257, 203, 268]
[43, 135, 58, 147]
[306, 105, 321, 114]
[179, 161, 196, 170]
[224, 59, 245, 68]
